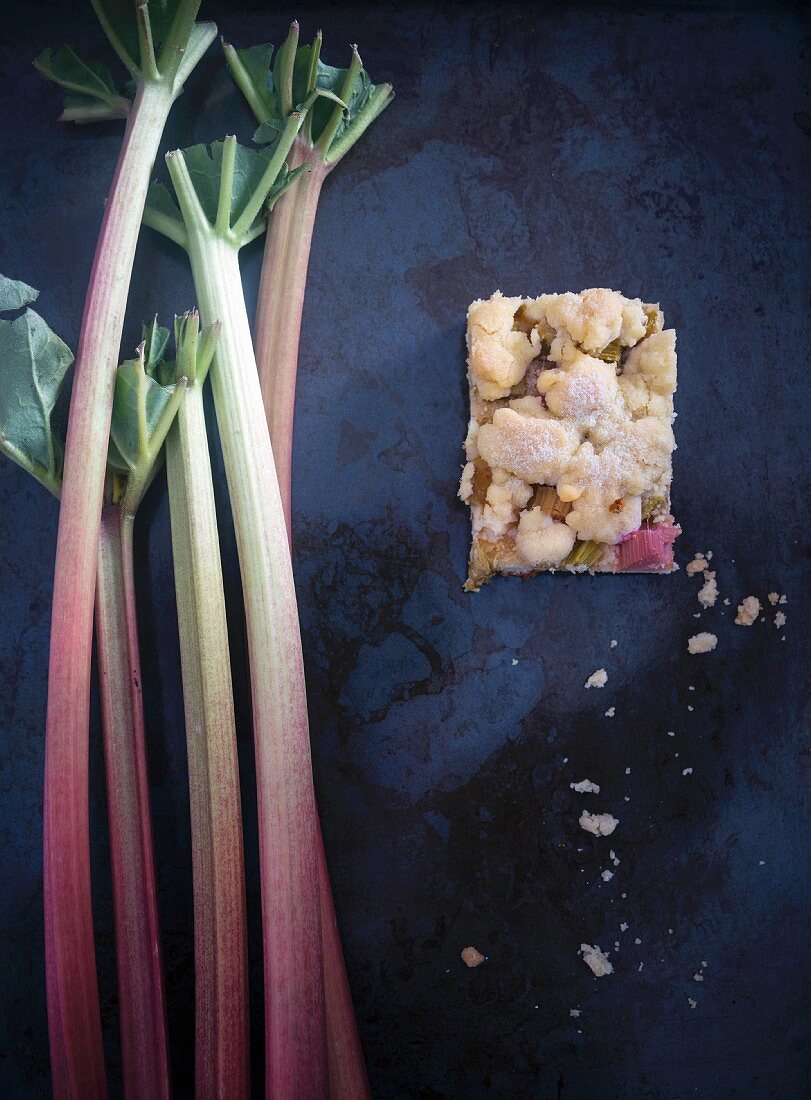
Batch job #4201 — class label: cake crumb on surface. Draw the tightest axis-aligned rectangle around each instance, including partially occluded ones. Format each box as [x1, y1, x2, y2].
[605, 706, 615, 717]
[698, 571, 718, 608]
[685, 553, 708, 575]
[693, 973, 704, 982]
[688, 997, 697, 1008]
[570, 1009, 581, 1017]
[610, 639, 618, 648]
[688, 632, 717, 654]
[571, 779, 601, 794]
[601, 869, 614, 882]
[775, 611, 786, 628]
[735, 596, 761, 626]
[461, 946, 485, 968]
[580, 811, 619, 837]
[682, 767, 693, 775]
[580, 943, 613, 977]
[585, 668, 608, 689]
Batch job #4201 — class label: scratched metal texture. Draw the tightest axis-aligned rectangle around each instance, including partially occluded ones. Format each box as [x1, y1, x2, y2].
[0, 1, 809, 1096]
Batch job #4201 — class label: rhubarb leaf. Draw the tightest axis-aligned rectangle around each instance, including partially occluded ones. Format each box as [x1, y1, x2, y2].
[0, 306, 73, 495]
[34, 46, 131, 121]
[232, 31, 392, 161]
[0, 274, 39, 311]
[146, 140, 303, 246]
[107, 344, 183, 478]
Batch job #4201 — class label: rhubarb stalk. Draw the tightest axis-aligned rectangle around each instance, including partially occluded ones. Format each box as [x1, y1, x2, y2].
[224, 23, 393, 530]
[37, 5, 215, 1094]
[144, 131, 328, 1098]
[161, 313, 249, 1098]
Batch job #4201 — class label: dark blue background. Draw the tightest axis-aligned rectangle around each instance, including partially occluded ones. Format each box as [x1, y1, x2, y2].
[1, 2, 809, 1096]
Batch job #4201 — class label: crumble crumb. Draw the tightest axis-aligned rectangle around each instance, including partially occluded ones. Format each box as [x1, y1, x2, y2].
[688, 997, 697, 1009]
[610, 849, 620, 866]
[585, 668, 608, 689]
[570, 1009, 581, 1017]
[571, 779, 601, 794]
[682, 767, 693, 776]
[619, 922, 628, 932]
[605, 706, 615, 717]
[775, 611, 786, 628]
[580, 943, 613, 977]
[735, 596, 761, 626]
[697, 571, 718, 608]
[580, 811, 619, 837]
[601, 869, 614, 882]
[693, 973, 704, 982]
[688, 632, 717, 654]
[461, 946, 485, 968]
[610, 639, 618, 648]
[685, 553, 708, 575]
[511, 657, 519, 665]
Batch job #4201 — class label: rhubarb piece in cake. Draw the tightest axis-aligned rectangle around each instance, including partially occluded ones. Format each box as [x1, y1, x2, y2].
[458, 288, 680, 589]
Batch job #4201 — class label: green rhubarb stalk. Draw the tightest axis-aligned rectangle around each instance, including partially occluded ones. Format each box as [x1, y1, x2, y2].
[36, 4, 215, 1094]
[144, 132, 328, 1098]
[224, 22, 393, 531]
[160, 313, 250, 1099]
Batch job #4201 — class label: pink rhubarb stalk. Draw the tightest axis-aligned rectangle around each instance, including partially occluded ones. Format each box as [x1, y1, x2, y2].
[616, 522, 681, 571]
[95, 508, 171, 1099]
[41, 8, 215, 1094]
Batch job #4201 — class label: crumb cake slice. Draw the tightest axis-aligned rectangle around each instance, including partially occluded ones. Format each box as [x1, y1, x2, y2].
[459, 288, 680, 590]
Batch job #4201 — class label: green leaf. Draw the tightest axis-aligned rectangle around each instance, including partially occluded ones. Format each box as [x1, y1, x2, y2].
[0, 274, 39, 312]
[0, 308, 73, 493]
[34, 45, 130, 116]
[107, 346, 181, 475]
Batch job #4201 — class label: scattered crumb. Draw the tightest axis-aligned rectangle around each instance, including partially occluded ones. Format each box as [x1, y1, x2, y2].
[511, 658, 519, 666]
[638, 962, 644, 972]
[610, 639, 618, 648]
[605, 706, 615, 718]
[585, 668, 608, 690]
[687, 705, 694, 711]
[701, 961, 708, 969]
[624, 767, 631, 775]
[570, 1009, 581, 1018]
[634, 937, 642, 945]
[767, 592, 780, 605]
[610, 849, 620, 866]
[601, 869, 614, 882]
[698, 571, 718, 608]
[571, 779, 600, 794]
[758, 860, 765, 866]
[723, 597, 730, 606]
[461, 946, 485, 968]
[667, 730, 675, 737]
[688, 632, 717, 654]
[685, 553, 708, 576]
[693, 973, 704, 982]
[735, 596, 761, 626]
[775, 611, 786, 628]
[780, 594, 787, 604]
[580, 943, 613, 977]
[688, 997, 697, 1009]
[619, 922, 629, 932]
[682, 767, 693, 776]
[579, 811, 619, 837]
[688, 685, 695, 691]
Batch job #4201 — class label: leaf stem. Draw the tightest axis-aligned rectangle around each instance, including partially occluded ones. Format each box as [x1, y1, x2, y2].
[325, 83, 394, 165]
[95, 507, 171, 1100]
[230, 112, 304, 243]
[215, 135, 237, 237]
[136, 3, 160, 82]
[277, 21, 300, 117]
[314, 46, 361, 158]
